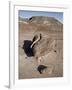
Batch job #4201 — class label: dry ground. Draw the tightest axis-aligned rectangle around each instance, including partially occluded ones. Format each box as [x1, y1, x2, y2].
[19, 21, 63, 79]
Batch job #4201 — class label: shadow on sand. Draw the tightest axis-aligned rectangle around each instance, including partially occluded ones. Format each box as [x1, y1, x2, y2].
[22, 40, 34, 57]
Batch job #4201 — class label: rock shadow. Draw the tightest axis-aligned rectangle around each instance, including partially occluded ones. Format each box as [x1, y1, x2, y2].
[22, 40, 34, 57]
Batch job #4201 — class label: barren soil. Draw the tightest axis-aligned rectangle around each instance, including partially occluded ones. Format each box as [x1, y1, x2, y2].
[19, 17, 63, 79]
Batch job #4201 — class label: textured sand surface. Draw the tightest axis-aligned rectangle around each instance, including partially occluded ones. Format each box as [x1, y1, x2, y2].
[19, 16, 63, 79]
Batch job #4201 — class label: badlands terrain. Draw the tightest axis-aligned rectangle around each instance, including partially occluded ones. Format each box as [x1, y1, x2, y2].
[19, 16, 63, 79]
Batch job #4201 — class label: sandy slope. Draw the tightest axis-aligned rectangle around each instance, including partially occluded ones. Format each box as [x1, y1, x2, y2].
[19, 17, 63, 79]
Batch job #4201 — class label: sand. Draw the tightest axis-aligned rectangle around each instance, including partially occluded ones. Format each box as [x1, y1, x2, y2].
[19, 23, 63, 79]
